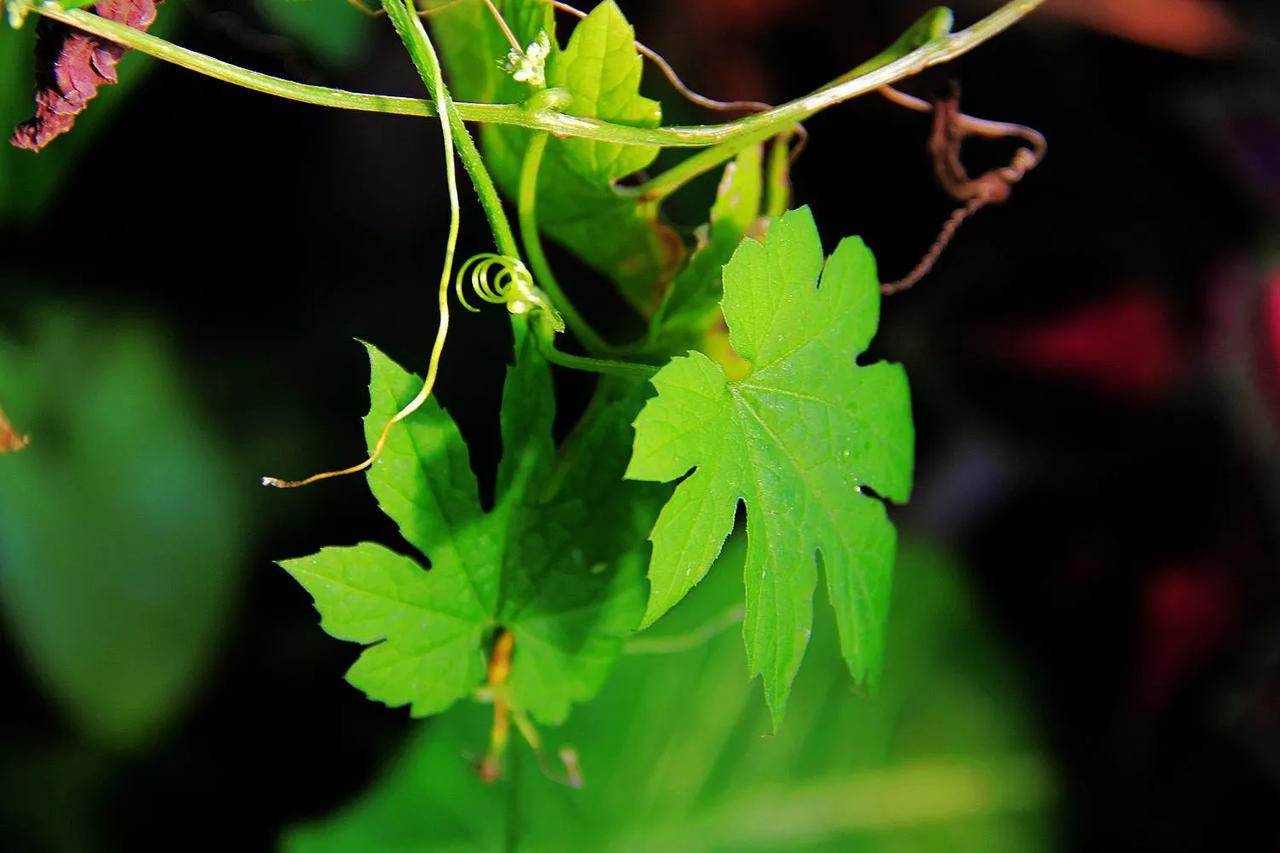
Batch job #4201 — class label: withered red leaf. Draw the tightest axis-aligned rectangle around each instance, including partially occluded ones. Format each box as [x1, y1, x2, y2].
[0, 406, 30, 453]
[10, 0, 164, 152]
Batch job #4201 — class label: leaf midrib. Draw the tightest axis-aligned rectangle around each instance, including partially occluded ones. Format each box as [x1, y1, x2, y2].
[730, 386, 884, 643]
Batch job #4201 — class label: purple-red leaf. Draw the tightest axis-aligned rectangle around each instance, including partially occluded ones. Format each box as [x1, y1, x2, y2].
[10, 0, 163, 152]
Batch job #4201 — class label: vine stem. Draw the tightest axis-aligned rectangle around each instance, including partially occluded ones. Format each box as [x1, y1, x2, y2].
[504, 738, 522, 853]
[379, 0, 519, 259]
[27, 1, 1046, 151]
[534, 334, 658, 379]
[261, 0, 466, 489]
[384, 3, 651, 380]
[517, 131, 612, 355]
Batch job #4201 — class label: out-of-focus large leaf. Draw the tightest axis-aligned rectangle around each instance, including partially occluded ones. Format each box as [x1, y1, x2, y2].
[284, 538, 1057, 852]
[0, 315, 246, 751]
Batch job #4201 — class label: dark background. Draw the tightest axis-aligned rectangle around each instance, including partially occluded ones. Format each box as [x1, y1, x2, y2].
[3, 0, 1280, 848]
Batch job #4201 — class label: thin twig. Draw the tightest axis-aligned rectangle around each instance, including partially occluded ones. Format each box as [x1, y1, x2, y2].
[879, 85, 1046, 164]
[880, 196, 985, 296]
[481, 0, 522, 52]
[550, 0, 769, 115]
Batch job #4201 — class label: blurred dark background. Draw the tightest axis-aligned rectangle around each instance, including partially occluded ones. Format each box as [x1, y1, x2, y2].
[3, 0, 1280, 849]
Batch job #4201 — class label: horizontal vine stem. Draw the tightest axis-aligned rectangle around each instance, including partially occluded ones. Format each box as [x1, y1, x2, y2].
[30, 1, 1045, 150]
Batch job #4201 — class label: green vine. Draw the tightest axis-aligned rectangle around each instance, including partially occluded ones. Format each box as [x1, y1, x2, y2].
[7, 0, 1048, 787]
[17, 1, 1044, 150]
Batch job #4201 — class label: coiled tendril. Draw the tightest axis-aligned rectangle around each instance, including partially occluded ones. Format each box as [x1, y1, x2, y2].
[456, 253, 565, 334]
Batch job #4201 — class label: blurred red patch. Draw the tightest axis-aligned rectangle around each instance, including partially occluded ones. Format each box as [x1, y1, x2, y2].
[1265, 272, 1280, 375]
[993, 290, 1185, 396]
[1040, 0, 1243, 57]
[1138, 563, 1237, 710]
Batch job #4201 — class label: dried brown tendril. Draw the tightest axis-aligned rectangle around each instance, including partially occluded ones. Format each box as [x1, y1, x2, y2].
[880, 82, 1046, 295]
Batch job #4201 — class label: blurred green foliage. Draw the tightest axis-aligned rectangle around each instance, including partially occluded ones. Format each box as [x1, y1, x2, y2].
[258, 0, 372, 68]
[0, 315, 246, 751]
[285, 537, 1056, 852]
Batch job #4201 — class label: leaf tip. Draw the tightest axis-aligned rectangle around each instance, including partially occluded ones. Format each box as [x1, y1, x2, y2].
[636, 599, 666, 631]
[356, 337, 385, 363]
[775, 204, 816, 232]
[764, 691, 789, 734]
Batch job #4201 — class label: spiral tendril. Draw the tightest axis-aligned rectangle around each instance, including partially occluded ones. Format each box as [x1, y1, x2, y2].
[456, 253, 565, 333]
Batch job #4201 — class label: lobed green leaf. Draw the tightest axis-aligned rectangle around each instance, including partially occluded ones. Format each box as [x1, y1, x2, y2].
[282, 336, 664, 724]
[627, 207, 915, 726]
[279, 543, 488, 717]
[547, 0, 661, 184]
[285, 539, 1056, 853]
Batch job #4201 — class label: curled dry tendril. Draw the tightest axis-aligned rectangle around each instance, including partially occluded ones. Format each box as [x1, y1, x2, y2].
[880, 83, 1046, 295]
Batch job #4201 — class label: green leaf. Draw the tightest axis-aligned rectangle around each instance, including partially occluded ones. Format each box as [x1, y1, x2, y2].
[281, 335, 664, 724]
[651, 143, 765, 345]
[547, 0, 661, 184]
[279, 544, 489, 717]
[841, 6, 954, 82]
[0, 316, 246, 751]
[431, 0, 554, 105]
[432, 0, 676, 309]
[257, 0, 372, 68]
[626, 207, 915, 726]
[285, 539, 1056, 853]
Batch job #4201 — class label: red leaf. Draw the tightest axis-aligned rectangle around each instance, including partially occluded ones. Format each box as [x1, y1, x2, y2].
[10, 0, 163, 152]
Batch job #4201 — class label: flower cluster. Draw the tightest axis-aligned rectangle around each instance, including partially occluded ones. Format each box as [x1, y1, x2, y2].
[501, 31, 551, 88]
